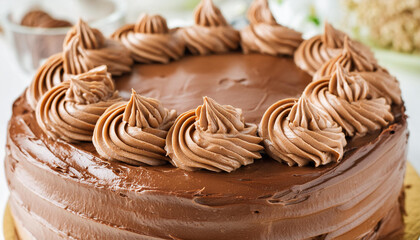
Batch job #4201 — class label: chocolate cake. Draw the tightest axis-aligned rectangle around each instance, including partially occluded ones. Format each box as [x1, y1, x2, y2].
[4, 0, 408, 239]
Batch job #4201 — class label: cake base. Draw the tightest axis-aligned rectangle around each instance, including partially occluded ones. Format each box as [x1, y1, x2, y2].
[4, 163, 420, 240]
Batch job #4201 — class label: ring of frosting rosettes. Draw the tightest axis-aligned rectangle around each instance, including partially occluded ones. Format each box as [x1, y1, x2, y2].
[29, 0, 402, 172]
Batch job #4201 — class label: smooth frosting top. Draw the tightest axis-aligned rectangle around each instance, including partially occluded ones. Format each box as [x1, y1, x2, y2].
[36, 66, 120, 142]
[93, 89, 176, 165]
[181, 0, 240, 55]
[111, 14, 185, 63]
[166, 97, 263, 172]
[240, 0, 303, 56]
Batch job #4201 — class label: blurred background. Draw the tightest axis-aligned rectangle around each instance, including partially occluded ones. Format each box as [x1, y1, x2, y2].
[0, 0, 420, 237]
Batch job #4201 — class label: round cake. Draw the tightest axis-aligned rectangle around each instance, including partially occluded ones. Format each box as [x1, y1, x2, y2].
[4, 0, 408, 239]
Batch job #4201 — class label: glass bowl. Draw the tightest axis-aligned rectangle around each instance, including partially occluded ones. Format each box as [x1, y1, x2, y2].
[1, 0, 126, 73]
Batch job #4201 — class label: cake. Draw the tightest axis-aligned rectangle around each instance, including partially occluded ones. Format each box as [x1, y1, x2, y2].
[4, 0, 408, 239]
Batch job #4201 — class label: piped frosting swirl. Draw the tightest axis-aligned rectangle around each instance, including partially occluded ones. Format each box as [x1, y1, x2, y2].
[93, 89, 176, 165]
[305, 64, 394, 136]
[259, 97, 346, 167]
[313, 37, 379, 80]
[166, 97, 263, 172]
[358, 70, 402, 105]
[26, 53, 68, 109]
[181, 0, 240, 55]
[294, 22, 376, 76]
[36, 66, 120, 142]
[63, 19, 133, 76]
[111, 14, 185, 63]
[240, 0, 303, 56]
[294, 22, 345, 75]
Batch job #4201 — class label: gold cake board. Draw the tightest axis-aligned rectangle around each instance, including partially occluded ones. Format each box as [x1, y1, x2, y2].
[4, 163, 420, 240]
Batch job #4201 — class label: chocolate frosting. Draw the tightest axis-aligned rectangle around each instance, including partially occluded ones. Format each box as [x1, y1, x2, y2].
[240, 0, 303, 56]
[305, 65, 394, 137]
[294, 22, 376, 76]
[63, 19, 133, 75]
[26, 53, 68, 109]
[5, 52, 408, 239]
[259, 98, 346, 167]
[359, 70, 402, 105]
[181, 0, 240, 55]
[111, 14, 185, 63]
[166, 97, 263, 172]
[313, 37, 379, 80]
[36, 66, 120, 142]
[115, 53, 312, 124]
[294, 22, 345, 75]
[93, 89, 176, 165]
[20, 10, 72, 28]
[4, 0, 409, 238]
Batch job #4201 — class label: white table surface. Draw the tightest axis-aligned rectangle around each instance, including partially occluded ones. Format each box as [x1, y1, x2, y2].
[0, 34, 420, 240]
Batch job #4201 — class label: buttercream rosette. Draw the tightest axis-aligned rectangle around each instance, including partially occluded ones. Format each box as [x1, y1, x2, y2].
[313, 37, 380, 80]
[26, 53, 68, 109]
[240, 0, 303, 56]
[63, 19, 133, 76]
[259, 97, 346, 167]
[111, 14, 185, 64]
[181, 0, 240, 55]
[294, 22, 376, 76]
[36, 66, 120, 142]
[166, 97, 263, 172]
[358, 70, 402, 105]
[304, 64, 394, 137]
[93, 89, 177, 166]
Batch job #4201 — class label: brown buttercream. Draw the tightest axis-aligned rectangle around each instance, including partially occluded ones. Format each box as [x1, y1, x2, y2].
[166, 97, 263, 172]
[259, 97, 346, 167]
[181, 0, 240, 55]
[294, 22, 345, 75]
[240, 0, 303, 56]
[294, 22, 376, 76]
[26, 53, 68, 109]
[36, 66, 120, 142]
[111, 14, 185, 63]
[304, 64, 394, 137]
[20, 10, 72, 28]
[5, 52, 407, 239]
[93, 89, 176, 166]
[63, 19, 133, 75]
[313, 37, 379, 80]
[359, 70, 402, 105]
